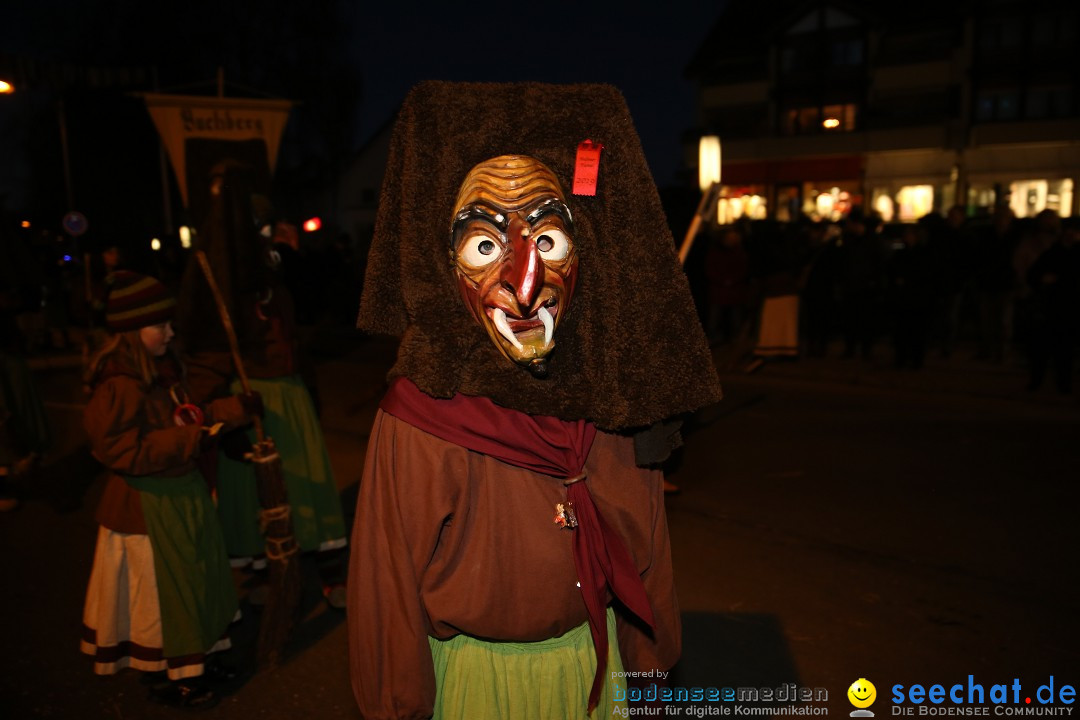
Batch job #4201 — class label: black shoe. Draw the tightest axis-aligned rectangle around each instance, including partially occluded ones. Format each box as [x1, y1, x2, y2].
[151, 680, 219, 711]
[203, 658, 241, 683]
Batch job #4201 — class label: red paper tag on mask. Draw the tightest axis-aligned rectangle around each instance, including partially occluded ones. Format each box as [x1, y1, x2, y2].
[572, 139, 603, 196]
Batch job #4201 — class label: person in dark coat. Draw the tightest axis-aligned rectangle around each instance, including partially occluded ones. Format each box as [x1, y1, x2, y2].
[887, 222, 935, 369]
[1025, 216, 1080, 393]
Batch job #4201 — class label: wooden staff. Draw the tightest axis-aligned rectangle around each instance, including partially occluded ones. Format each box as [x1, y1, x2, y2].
[194, 249, 300, 668]
[678, 181, 721, 266]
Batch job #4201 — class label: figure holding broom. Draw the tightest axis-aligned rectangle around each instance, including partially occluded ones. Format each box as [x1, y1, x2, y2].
[176, 162, 348, 616]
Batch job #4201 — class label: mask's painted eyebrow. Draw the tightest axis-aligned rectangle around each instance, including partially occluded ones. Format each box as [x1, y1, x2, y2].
[453, 205, 508, 231]
[525, 199, 573, 227]
[451, 205, 508, 248]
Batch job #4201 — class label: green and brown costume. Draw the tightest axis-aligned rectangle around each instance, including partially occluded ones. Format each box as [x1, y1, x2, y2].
[348, 82, 722, 719]
[177, 164, 346, 561]
[81, 354, 248, 679]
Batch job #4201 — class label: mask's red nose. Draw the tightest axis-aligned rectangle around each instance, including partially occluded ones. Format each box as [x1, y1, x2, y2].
[503, 217, 541, 309]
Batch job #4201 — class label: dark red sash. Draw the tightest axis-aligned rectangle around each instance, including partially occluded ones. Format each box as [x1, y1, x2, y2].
[380, 377, 655, 712]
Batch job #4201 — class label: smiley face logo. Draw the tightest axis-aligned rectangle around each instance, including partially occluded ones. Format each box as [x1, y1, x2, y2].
[848, 678, 877, 710]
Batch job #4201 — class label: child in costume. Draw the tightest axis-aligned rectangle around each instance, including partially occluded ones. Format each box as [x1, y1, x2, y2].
[348, 82, 723, 719]
[80, 271, 260, 710]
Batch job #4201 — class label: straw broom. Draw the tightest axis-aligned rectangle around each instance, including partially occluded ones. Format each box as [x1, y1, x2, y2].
[194, 250, 301, 668]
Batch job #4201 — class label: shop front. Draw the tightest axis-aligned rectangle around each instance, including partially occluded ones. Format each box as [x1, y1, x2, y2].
[721, 155, 863, 222]
[864, 149, 958, 223]
[963, 143, 1079, 218]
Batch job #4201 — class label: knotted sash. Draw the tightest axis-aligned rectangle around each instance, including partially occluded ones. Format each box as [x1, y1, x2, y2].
[380, 376, 655, 712]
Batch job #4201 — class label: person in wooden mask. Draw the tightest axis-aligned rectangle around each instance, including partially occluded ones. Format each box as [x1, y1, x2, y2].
[450, 155, 577, 378]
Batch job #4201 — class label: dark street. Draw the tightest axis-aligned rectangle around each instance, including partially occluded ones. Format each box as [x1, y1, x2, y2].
[4, 3, 1079, 717]
[2, 331, 1077, 718]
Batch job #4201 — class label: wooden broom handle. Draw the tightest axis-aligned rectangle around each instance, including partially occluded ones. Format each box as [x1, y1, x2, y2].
[194, 250, 264, 440]
[678, 181, 720, 266]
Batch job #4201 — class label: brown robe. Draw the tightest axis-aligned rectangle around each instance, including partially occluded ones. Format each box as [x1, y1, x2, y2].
[85, 356, 249, 534]
[347, 410, 680, 720]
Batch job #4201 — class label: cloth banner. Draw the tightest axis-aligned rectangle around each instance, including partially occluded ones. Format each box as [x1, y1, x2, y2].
[142, 93, 292, 210]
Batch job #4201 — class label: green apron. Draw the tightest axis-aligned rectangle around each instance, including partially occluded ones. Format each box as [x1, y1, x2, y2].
[216, 375, 346, 556]
[127, 469, 237, 659]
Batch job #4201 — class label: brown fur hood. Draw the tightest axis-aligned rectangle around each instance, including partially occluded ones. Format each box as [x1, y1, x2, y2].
[357, 81, 721, 431]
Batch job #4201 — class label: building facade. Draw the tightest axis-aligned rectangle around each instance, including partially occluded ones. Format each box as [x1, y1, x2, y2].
[685, 0, 1078, 223]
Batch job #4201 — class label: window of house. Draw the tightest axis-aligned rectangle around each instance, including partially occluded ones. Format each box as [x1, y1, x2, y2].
[1031, 15, 1056, 46]
[830, 39, 864, 66]
[822, 104, 857, 131]
[785, 104, 857, 134]
[997, 92, 1019, 120]
[976, 89, 1021, 121]
[979, 20, 1023, 52]
[1026, 86, 1074, 119]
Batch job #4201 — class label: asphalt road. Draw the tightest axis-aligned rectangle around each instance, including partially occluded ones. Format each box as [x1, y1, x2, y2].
[2, 331, 1077, 719]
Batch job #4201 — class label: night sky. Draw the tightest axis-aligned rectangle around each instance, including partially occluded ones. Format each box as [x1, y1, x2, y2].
[347, 2, 728, 186]
[3, 1, 727, 187]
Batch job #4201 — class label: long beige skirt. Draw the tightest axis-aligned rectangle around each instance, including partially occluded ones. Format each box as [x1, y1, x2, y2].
[80, 526, 232, 680]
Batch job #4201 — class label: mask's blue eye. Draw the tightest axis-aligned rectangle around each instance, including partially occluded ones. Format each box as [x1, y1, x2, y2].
[458, 235, 502, 267]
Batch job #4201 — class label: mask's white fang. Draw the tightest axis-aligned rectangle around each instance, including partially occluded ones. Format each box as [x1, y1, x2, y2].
[492, 308, 524, 351]
[538, 306, 553, 346]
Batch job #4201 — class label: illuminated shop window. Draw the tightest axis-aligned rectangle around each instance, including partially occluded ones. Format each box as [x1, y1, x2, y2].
[1009, 179, 1074, 218]
[872, 190, 895, 223]
[803, 185, 855, 222]
[775, 186, 801, 223]
[896, 185, 934, 222]
[1058, 179, 1074, 218]
[716, 188, 767, 224]
[967, 185, 997, 214]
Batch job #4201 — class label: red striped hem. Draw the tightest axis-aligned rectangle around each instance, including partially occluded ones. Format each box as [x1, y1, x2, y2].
[81, 623, 163, 663]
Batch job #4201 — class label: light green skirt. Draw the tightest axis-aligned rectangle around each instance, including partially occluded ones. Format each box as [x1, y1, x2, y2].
[429, 608, 627, 720]
[216, 375, 346, 556]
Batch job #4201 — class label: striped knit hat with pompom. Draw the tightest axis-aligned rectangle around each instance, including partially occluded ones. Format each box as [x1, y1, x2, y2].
[106, 271, 176, 332]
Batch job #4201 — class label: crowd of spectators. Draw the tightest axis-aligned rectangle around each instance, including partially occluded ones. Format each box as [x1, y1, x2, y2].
[688, 206, 1079, 394]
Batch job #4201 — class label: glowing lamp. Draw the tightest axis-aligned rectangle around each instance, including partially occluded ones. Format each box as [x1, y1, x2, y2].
[179, 226, 192, 249]
[303, 217, 322, 232]
[20, 220, 30, 228]
[0, 80, 13, 94]
[823, 117, 840, 129]
[698, 136, 722, 192]
[150, 238, 162, 251]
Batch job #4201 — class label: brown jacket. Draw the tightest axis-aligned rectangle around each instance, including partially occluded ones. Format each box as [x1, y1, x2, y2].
[85, 354, 249, 534]
[348, 410, 680, 719]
